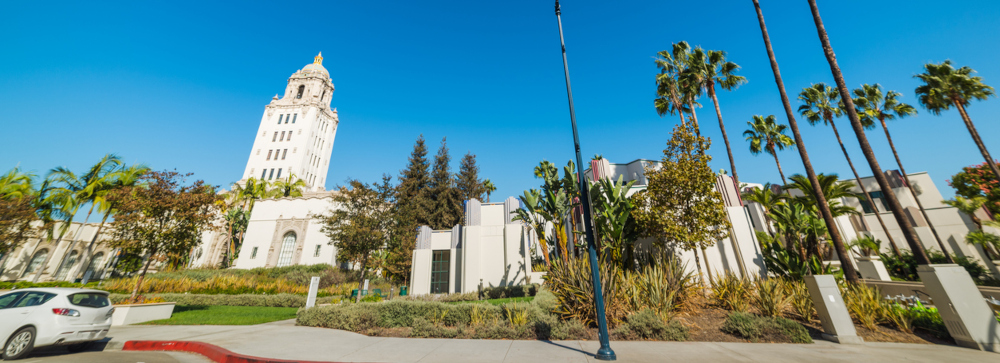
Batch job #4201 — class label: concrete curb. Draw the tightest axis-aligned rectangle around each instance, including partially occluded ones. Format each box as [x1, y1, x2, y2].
[121, 340, 360, 363]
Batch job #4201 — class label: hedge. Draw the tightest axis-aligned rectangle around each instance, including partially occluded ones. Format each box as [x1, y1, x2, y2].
[108, 293, 340, 307]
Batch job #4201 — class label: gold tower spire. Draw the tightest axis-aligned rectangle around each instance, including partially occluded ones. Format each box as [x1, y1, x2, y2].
[314, 52, 323, 65]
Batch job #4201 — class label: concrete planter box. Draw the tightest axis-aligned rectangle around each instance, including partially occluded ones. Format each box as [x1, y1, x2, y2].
[111, 302, 176, 326]
[856, 256, 891, 281]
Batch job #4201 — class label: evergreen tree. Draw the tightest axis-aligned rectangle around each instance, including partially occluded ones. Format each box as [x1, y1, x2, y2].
[429, 138, 463, 229]
[456, 152, 485, 202]
[396, 135, 432, 227]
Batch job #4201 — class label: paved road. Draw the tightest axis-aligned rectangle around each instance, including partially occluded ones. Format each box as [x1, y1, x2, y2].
[20, 345, 211, 363]
[103, 319, 999, 363]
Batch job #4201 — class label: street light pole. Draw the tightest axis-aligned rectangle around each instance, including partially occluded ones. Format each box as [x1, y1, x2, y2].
[553, 1, 615, 360]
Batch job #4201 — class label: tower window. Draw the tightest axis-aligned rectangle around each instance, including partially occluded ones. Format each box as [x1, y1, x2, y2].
[266, 150, 273, 160]
[256, 149, 260, 155]
[321, 90, 326, 102]
[314, 245, 321, 257]
[278, 114, 283, 124]
[282, 149, 288, 160]
[261, 170, 267, 179]
[269, 168, 275, 180]
[251, 247, 259, 259]
[296, 85, 305, 99]
[286, 131, 292, 141]
[272, 132, 278, 142]
[280, 131, 286, 141]
[292, 114, 297, 123]
[277, 168, 282, 179]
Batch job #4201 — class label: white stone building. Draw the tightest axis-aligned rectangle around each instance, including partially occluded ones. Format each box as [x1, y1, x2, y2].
[191, 54, 344, 269]
[0, 222, 117, 282]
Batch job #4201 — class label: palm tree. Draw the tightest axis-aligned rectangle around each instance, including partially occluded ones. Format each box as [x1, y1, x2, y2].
[512, 189, 550, 266]
[854, 83, 947, 258]
[654, 42, 699, 129]
[686, 48, 748, 185]
[72, 163, 150, 281]
[271, 174, 307, 198]
[47, 154, 123, 280]
[786, 173, 862, 221]
[482, 179, 496, 203]
[914, 60, 998, 180]
[233, 177, 270, 212]
[741, 183, 784, 237]
[28, 179, 79, 282]
[752, 0, 859, 283]
[807, 0, 931, 266]
[0, 168, 36, 199]
[743, 115, 795, 185]
[798, 83, 902, 257]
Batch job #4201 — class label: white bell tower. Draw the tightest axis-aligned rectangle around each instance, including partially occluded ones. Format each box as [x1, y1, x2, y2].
[242, 53, 339, 191]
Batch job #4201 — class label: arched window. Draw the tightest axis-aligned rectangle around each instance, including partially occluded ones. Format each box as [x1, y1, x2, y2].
[296, 85, 305, 99]
[55, 250, 79, 280]
[86, 252, 105, 276]
[22, 249, 49, 277]
[276, 232, 297, 267]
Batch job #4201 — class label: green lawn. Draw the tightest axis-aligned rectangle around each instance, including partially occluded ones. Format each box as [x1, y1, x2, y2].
[447, 296, 534, 305]
[140, 305, 299, 325]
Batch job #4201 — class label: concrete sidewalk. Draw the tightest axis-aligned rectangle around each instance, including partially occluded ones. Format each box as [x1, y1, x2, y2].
[105, 320, 996, 363]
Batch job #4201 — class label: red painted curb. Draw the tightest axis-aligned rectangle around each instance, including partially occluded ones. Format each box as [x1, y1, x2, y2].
[121, 340, 355, 363]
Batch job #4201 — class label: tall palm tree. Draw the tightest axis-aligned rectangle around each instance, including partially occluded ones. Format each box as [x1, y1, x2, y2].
[686, 48, 748, 186]
[798, 83, 902, 257]
[271, 174, 307, 198]
[28, 180, 79, 282]
[807, 0, 931, 266]
[914, 60, 998, 180]
[482, 179, 496, 203]
[743, 115, 795, 185]
[0, 168, 36, 199]
[854, 83, 948, 259]
[752, 0, 859, 283]
[72, 163, 150, 281]
[654, 42, 699, 129]
[233, 177, 270, 212]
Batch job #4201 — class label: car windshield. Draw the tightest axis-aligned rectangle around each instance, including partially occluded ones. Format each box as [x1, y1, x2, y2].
[0, 292, 26, 309]
[11, 292, 57, 308]
[68, 293, 110, 308]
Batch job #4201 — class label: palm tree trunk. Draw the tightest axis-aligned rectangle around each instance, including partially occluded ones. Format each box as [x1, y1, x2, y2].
[879, 118, 953, 262]
[753, 0, 860, 283]
[828, 119, 903, 257]
[671, 94, 687, 126]
[74, 210, 112, 281]
[32, 228, 69, 283]
[772, 152, 788, 186]
[807, 0, 930, 267]
[952, 97, 1000, 181]
[687, 101, 701, 134]
[709, 84, 740, 186]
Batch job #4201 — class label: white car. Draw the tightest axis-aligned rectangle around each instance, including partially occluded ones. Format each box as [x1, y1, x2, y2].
[0, 288, 114, 360]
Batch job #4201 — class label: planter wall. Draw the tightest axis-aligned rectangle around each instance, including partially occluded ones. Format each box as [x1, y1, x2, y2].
[111, 302, 176, 326]
[856, 257, 891, 281]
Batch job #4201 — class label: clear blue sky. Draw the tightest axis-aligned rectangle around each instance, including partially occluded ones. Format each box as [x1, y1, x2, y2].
[2, 0, 999, 204]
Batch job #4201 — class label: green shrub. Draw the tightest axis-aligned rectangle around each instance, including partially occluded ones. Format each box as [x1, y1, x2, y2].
[611, 309, 688, 341]
[481, 284, 539, 299]
[881, 250, 989, 282]
[786, 280, 815, 321]
[712, 273, 752, 312]
[397, 292, 478, 303]
[842, 283, 884, 330]
[721, 311, 811, 343]
[107, 293, 337, 307]
[409, 317, 461, 338]
[751, 278, 790, 317]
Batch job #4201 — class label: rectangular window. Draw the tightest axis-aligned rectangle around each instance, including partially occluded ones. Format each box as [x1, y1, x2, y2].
[269, 168, 275, 180]
[276, 168, 282, 179]
[314, 245, 321, 257]
[282, 149, 288, 160]
[266, 150, 273, 160]
[430, 250, 450, 294]
[286, 131, 292, 141]
[278, 115, 283, 124]
[251, 247, 258, 259]
[859, 191, 891, 214]
[272, 132, 278, 142]
[280, 131, 286, 141]
[292, 114, 297, 123]
[261, 170, 267, 179]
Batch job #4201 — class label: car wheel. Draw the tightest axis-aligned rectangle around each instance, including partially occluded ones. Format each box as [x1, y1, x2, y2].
[2, 327, 36, 360]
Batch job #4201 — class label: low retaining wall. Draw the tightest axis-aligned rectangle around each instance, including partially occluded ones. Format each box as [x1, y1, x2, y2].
[864, 279, 1000, 303]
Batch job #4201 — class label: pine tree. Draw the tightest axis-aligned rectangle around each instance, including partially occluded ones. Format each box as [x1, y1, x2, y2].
[456, 152, 486, 203]
[429, 138, 464, 229]
[396, 135, 432, 227]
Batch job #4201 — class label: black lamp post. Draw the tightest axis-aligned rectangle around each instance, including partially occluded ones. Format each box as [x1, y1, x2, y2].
[553, 1, 615, 360]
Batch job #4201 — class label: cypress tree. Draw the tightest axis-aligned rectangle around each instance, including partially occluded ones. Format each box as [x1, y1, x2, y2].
[456, 152, 486, 203]
[429, 138, 464, 229]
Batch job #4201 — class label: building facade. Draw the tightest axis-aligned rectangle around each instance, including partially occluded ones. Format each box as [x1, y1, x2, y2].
[0, 222, 116, 283]
[241, 53, 339, 191]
